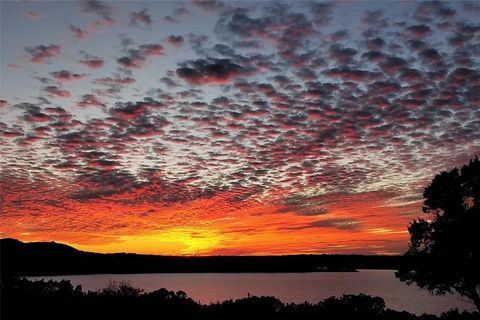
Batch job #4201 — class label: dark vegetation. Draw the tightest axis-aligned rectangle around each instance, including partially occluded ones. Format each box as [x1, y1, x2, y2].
[0, 238, 407, 277]
[1, 277, 478, 320]
[396, 157, 480, 312]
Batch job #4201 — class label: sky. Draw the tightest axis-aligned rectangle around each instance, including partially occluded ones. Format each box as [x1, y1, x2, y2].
[0, 0, 479, 256]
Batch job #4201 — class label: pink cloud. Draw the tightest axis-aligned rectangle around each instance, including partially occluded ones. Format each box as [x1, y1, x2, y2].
[51, 70, 85, 82]
[45, 86, 71, 98]
[79, 57, 105, 69]
[129, 9, 152, 27]
[26, 45, 61, 64]
[69, 24, 89, 39]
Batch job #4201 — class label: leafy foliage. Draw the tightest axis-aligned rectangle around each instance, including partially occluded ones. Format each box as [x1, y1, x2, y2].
[396, 157, 480, 311]
[99, 280, 144, 297]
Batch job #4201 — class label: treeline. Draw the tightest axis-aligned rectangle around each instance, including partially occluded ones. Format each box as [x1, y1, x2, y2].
[1, 278, 477, 320]
[1, 238, 409, 276]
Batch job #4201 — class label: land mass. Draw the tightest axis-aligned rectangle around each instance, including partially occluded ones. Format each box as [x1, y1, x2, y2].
[1, 238, 406, 276]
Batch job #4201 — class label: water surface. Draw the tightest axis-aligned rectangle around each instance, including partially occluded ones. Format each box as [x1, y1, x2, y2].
[30, 270, 474, 315]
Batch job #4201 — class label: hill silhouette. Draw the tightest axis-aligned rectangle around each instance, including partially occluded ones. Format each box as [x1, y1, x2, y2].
[0, 238, 408, 277]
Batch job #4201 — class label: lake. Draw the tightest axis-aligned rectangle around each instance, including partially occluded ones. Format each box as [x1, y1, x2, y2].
[30, 270, 474, 315]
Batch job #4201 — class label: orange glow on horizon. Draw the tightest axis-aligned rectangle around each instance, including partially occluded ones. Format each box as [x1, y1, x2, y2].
[0, 175, 414, 255]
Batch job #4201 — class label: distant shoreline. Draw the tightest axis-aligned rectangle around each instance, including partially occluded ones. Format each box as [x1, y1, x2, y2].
[24, 269, 359, 277]
[1, 238, 407, 277]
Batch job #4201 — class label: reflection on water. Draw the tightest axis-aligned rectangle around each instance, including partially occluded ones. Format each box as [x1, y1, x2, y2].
[30, 270, 474, 315]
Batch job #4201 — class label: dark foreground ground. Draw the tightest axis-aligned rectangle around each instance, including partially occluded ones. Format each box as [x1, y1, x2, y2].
[1, 278, 477, 320]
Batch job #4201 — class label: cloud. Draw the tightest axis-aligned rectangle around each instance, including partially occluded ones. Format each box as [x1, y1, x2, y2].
[124, 114, 170, 137]
[463, 1, 480, 13]
[418, 48, 442, 64]
[413, 1, 455, 22]
[167, 35, 184, 47]
[25, 44, 61, 63]
[77, 94, 106, 109]
[79, 0, 115, 26]
[67, 168, 214, 206]
[51, 70, 85, 82]
[45, 106, 68, 115]
[69, 24, 89, 39]
[215, 7, 275, 40]
[95, 76, 136, 85]
[44, 86, 71, 98]
[325, 68, 380, 82]
[380, 56, 408, 74]
[129, 9, 152, 27]
[329, 45, 357, 64]
[117, 44, 164, 69]
[78, 55, 105, 69]
[21, 105, 52, 123]
[88, 159, 120, 169]
[277, 205, 328, 216]
[282, 219, 361, 231]
[310, 2, 334, 26]
[140, 44, 165, 56]
[69, 170, 138, 201]
[117, 50, 145, 69]
[177, 58, 254, 85]
[26, 11, 44, 20]
[364, 37, 385, 50]
[192, 0, 224, 12]
[406, 24, 432, 39]
[109, 98, 166, 120]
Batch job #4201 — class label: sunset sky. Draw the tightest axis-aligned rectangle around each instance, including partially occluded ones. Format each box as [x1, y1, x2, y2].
[1, 0, 479, 256]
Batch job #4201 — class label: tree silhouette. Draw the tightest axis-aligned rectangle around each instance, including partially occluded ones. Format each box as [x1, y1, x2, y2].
[396, 157, 480, 312]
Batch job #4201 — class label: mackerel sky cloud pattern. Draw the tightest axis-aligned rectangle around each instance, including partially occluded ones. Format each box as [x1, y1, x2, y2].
[0, 0, 479, 255]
